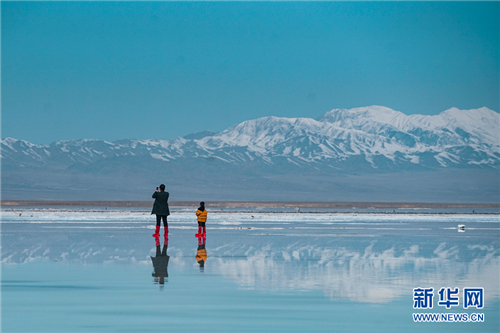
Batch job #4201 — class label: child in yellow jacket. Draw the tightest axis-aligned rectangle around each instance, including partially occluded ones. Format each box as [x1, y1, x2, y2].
[196, 202, 207, 238]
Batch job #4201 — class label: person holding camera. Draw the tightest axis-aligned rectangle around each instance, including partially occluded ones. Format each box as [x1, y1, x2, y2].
[152, 184, 170, 240]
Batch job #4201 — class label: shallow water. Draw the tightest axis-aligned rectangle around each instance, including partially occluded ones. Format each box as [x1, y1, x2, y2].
[2, 209, 499, 332]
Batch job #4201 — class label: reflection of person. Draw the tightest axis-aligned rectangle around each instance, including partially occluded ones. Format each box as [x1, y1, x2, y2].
[152, 184, 170, 240]
[195, 201, 207, 238]
[196, 235, 207, 269]
[151, 237, 169, 284]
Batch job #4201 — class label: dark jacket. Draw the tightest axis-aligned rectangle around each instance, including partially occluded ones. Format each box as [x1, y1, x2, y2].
[151, 255, 169, 278]
[152, 191, 170, 216]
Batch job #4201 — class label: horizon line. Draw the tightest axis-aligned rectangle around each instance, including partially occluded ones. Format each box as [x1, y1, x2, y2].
[1, 200, 499, 209]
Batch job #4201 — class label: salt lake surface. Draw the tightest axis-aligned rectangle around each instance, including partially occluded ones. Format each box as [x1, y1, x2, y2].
[2, 208, 499, 332]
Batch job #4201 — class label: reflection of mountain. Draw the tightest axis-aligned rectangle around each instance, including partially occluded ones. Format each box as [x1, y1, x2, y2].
[211, 243, 500, 303]
[3, 224, 498, 304]
[2, 106, 499, 202]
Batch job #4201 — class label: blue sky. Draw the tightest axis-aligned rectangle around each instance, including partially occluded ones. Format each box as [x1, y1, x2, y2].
[2, 1, 499, 144]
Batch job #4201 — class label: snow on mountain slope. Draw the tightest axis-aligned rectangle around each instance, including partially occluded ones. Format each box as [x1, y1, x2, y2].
[318, 106, 499, 145]
[318, 106, 412, 132]
[2, 106, 499, 171]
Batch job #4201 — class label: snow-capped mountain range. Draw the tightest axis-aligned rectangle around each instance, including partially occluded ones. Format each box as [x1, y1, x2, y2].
[2, 106, 499, 202]
[2, 106, 499, 169]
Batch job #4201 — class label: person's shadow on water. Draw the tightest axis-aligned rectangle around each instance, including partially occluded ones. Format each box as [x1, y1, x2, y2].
[151, 236, 169, 285]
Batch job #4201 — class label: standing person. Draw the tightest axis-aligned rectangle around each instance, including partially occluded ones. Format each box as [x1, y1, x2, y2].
[195, 201, 207, 238]
[152, 184, 170, 240]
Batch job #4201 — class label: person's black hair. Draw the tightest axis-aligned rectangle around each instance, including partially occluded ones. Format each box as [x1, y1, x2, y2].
[159, 184, 165, 191]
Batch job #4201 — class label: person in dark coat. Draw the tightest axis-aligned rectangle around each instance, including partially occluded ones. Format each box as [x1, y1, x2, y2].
[152, 184, 170, 240]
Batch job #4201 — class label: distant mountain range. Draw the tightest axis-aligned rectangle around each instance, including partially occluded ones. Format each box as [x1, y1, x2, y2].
[2, 106, 499, 202]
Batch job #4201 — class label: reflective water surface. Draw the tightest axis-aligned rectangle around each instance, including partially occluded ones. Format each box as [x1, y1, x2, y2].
[2, 209, 499, 332]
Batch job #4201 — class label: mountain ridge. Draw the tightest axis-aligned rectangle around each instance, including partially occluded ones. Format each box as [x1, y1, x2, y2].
[2, 106, 499, 202]
[2, 105, 498, 169]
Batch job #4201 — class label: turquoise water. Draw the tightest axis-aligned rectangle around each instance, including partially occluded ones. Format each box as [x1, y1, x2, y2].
[2, 209, 499, 332]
